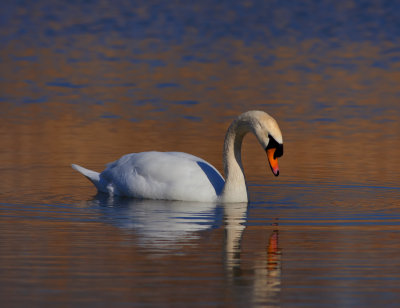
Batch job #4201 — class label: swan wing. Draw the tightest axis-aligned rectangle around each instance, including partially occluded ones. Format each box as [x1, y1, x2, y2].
[100, 151, 224, 202]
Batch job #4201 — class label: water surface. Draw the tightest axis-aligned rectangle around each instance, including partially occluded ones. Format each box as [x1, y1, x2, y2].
[1, 1, 400, 307]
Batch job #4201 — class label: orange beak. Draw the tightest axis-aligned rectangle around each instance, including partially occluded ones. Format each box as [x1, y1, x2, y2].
[267, 148, 279, 176]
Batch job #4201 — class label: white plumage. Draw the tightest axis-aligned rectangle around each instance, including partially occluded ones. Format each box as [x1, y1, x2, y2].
[72, 110, 283, 203]
[73, 152, 224, 202]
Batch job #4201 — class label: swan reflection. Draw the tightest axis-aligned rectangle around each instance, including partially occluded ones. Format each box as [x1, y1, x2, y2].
[90, 193, 222, 248]
[89, 194, 281, 305]
[223, 203, 281, 306]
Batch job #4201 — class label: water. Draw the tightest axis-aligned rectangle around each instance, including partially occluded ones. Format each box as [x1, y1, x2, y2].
[1, 0, 400, 307]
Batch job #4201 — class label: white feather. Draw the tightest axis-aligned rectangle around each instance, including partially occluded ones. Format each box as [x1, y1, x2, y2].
[72, 110, 283, 202]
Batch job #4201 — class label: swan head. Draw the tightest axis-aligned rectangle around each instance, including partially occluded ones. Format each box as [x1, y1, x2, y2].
[243, 111, 284, 176]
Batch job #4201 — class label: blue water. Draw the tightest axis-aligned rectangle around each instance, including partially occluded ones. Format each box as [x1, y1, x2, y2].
[1, 1, 400, 307]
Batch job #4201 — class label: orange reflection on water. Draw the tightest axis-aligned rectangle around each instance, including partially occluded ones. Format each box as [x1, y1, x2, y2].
[2, 36, 400, 196]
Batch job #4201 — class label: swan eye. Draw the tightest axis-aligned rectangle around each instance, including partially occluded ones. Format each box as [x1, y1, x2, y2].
[266, 134, 283, 159]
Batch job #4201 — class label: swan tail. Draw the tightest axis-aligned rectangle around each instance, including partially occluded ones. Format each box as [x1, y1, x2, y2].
[71, 164, 107, 193]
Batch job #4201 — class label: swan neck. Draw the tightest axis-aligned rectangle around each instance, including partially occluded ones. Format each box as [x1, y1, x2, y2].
[221, 119, 251, 202]
[224, 122, 247, 174]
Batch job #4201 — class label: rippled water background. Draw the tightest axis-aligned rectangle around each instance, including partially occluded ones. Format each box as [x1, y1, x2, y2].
[1, 1, 400, 307]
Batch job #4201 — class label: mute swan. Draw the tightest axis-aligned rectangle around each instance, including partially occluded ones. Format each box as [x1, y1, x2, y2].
[72, 110, 283, 202]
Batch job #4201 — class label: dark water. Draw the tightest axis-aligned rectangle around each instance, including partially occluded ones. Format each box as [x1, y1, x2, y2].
[1, 1, 400, 307]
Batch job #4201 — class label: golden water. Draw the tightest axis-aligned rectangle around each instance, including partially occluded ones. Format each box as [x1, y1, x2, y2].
[1, 1, 400, 307]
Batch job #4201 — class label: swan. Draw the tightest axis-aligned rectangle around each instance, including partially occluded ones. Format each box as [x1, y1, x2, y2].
[71, 110, 283, 203]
